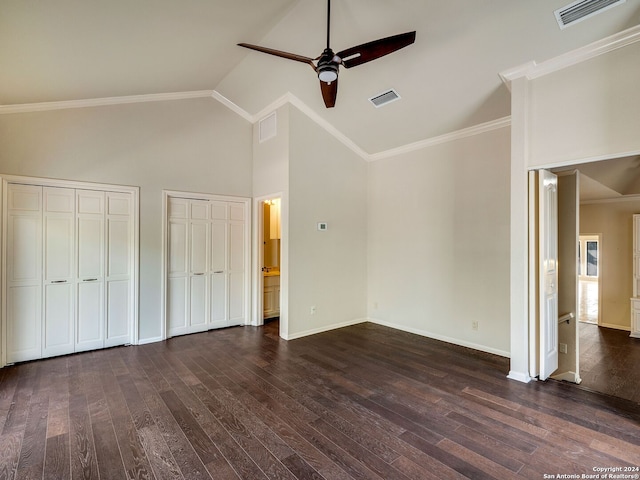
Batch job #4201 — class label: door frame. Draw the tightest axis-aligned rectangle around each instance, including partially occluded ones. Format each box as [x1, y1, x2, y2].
[578, 233, 602, 325]
[160, 190, 251, 341]
[0, 174, 140, 367]
[252, 193, 282, 328]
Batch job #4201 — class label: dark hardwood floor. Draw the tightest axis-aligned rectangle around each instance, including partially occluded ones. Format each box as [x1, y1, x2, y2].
[1, 320, 640, 479]
[579, 322, 640, 403]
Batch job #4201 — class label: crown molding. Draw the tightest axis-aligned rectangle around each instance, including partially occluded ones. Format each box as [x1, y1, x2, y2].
[0, 90, 216, 115]
[500, 24, 640, 88]
[1, 86, 513, 162]
[369, 116, 512, 161]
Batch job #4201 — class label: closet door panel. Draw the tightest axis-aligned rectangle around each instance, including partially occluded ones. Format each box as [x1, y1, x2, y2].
[228, 221, 245, 324]
[168, 277, 188, 336]
[43, 187, 75, 357]
[210, 273, 227, 326]
[43, 283, 74, 356]
[76, 190, 106, 351]
[7, 286, 41, 362]
[6, 185, 43, 363]
[76, 282, 104, 351]
[105, 192, 132, 346]
[106, 280, 130, 345]
[190, 276, 207, 331]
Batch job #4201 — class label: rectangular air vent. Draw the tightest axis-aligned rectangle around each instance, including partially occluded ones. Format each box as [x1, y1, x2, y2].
[555, 0, 625, 29]
[259, 112, 277, 143]
[369, 89, 401, 108]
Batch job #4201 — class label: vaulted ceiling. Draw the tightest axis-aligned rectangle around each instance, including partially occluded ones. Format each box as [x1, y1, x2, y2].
[1, 0, 639, 154]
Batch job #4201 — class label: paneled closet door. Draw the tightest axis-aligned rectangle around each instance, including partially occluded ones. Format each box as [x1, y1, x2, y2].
[76, 190, 105, 352]
[228, 202, 246, 326]
[189, 200, 210, 333]
[6, 184, 43, 363]
[210, 201, 228, 328]
[168, 198, 189, 336]
[105, 192, 132, 347]
[43, 187, 76, 358]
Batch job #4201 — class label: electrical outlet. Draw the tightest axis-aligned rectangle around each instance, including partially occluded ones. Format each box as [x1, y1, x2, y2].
[559, 343, 568, 354]
[472, 321, 479, 331]
[310, 305, 316, 315]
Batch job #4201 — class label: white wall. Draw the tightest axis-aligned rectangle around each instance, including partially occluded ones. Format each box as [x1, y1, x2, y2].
[580, 199, 640, 330]
[287, 107, 368, 338]
[0, 97, 253, 341]
[368, 127, 511, 356]
[529, 40, 640, 168]
[509, 30, 640, 381]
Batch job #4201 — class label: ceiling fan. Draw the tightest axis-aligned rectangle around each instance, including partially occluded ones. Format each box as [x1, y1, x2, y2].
[238, 0, 416, 108]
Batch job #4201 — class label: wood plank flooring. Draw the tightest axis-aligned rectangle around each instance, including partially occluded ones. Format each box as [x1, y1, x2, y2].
[1, 320, 640, 479]
[579, 322, 640, 403]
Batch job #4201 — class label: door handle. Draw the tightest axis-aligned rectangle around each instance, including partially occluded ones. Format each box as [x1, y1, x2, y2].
[194, 273, 205, 276]
[213, 271, 224, 274]
[51, 280, 67, 284]
[83, 278, 98, 282]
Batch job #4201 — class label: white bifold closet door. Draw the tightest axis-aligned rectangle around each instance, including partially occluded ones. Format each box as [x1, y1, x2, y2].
[167, 196, 247, 337]
[5, 183, 133, 363]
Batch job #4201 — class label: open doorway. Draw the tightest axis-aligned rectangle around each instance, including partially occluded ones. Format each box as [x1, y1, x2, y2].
[550, 156, 640, 403]
[578, 234, 601, 325]
[254, 195, 281, 329]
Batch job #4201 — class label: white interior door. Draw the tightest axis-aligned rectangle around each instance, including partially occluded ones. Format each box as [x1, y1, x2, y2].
[189, 200, 210, 333]
[6, 185, 43, 363]
[539, 170, 559, 380]
[105, 192, 133, 347]
[168, 198, 189, 336]
[43, 187, 76, 358]
[211, 201, 228, 328]
[76, 190, 105, 352]
[228, 203, 246, 326]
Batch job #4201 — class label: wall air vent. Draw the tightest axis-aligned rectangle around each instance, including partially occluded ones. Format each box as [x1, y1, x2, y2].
[555, 0, 625, 29]
[369, 89, 401, 108]
[259, 112, 277, 143]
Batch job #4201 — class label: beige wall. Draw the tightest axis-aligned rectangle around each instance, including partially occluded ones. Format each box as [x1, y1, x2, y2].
[368, 126, 511, 356]
[0, 97, 253, 340]
[580, 199, 640, 330]
[529, 40, 640, 168]
[287, 107, 368, 338]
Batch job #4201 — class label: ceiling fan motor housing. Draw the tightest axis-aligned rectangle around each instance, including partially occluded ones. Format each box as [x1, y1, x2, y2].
[317, 49, 339, 83]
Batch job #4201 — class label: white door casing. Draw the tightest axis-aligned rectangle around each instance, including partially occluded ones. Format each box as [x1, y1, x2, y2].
[1, 176, 139, 366]
[539, 169, 559, 381]
[164, 192, 250, 339]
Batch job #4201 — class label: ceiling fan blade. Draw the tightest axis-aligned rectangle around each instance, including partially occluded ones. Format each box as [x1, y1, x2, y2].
[320, 78, 338, 108]
[238, 43, 316, 69]
[336, 31, 416, 69]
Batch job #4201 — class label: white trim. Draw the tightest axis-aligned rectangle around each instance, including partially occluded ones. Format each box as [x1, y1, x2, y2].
[136, 336, 163, 345]
[368, 318, 511, 358]
[161, 190, 252, 340]
[500, 24, 640, 88]
[551, 370, 582, 384]
[0, 87, 515, 162]
[507, 371, 533, 383]
[0, 90, 215, 115]
[284, 318, 367, 340]
[0, 174, 140, 366]
[599, 322, 631, 331]
[369, 116, 511, 161]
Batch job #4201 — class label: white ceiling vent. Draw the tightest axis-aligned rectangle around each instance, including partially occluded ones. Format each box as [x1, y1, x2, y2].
[369, 89, 401, 108]
[555, 0, 626, 29]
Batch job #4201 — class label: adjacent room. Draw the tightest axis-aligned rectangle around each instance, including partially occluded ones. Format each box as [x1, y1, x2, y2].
[1, 0, 640, 478]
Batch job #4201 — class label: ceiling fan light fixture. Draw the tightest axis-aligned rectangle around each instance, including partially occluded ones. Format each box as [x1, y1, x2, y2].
[317, 63, 338, 83]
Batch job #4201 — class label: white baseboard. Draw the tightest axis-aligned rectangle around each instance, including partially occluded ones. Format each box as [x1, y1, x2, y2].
[551, 371, 582, 384]
[367, 317, 511, 358]
[136, 336, 163, 345]
[283, 318, 368, 340]
[507, 370, 533, 383]
[599, 322, 631, 332]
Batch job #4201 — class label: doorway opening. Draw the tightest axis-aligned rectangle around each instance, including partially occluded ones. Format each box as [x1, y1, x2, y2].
[578, 234, 601, 325]
[262, 198, 281, 325]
